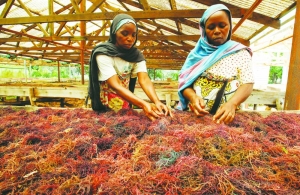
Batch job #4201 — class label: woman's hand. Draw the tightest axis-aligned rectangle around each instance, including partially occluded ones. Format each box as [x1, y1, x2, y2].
[213, 101, 237, 124]
[213, 83, 253, 124]
[154, 101, 173, 118]
[142, 102, 165, 121]
[189, 95, 209, 116]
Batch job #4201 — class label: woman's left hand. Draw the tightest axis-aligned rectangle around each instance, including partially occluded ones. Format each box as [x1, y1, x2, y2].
[212, 102, 237, 124]
[154, 101, 173, 118]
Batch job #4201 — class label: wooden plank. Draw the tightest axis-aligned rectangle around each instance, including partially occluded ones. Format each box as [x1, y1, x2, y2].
[28, 87, 35, 106]
[134, 88, 179, 102]
[244, 90, 285, 104]
[34, 87, 88, 99]
[0, 86, 33, 97]
[165, 93, 171, 107]
[0, 85, 286, 107]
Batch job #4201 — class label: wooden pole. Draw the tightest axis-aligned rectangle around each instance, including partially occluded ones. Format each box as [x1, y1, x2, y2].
[284, 2, 300, 110]
[57, 61, 61, 83]
[80, 0, 86, 85]
[23, 60, 27, 83]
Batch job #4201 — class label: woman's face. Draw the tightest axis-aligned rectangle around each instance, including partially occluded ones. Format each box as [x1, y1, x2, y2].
[205, 11, 230, 46]
[115, 22, 137, 50]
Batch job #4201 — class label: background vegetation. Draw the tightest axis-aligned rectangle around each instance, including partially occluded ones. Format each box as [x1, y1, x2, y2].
[0, 64, 180, 81]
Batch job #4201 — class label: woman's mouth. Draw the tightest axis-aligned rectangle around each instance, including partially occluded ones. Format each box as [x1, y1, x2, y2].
[123, 44, 132, 49]
[214, 37, 223, 41]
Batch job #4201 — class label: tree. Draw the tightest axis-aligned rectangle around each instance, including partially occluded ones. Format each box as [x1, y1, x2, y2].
[268, 66, 283, 84]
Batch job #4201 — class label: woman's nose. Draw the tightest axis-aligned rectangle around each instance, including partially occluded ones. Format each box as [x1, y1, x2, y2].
[127, 36, 135, 42]
[214, 27, 221, 33]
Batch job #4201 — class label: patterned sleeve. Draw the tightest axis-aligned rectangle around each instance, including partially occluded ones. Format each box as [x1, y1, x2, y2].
[238, 49, 255, 84]
[96, 55, 117, 81]
[131, 60, 147, 78]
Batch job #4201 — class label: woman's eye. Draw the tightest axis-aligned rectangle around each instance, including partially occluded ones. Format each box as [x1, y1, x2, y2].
[209, 27, 214, 30]
[219, 24, 227, 28]
[121, 31, 129, 36]
[207, 25, 215, 30]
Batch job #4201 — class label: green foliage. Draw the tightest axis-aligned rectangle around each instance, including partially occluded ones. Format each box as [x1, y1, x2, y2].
[84, 66, 89, 75]
[268, 66, 283, 84]
[28, 66, 85, 79]
[1, 64, 179, 81]
[31, 65, 39, 70]
[147, 69, 179, 81]
[165, 70, 179, 81]
[16, 70, 25, 78]
[152, 69, 164, 80]
[0, 64, 89, 79]
[31, 69, 42, 77]
[0, 69, 14, 78]
[147, 69, 155, 79]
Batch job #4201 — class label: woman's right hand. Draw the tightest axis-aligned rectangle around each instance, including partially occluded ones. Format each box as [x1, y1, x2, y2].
[182, 87, 209, 117]
[142, 102, 165, 121]
[189, 95, 209, 116]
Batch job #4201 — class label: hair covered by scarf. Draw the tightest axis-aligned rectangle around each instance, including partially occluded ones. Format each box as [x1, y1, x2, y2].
[177, 4, 252, 110]
[88, 13, 145, 112]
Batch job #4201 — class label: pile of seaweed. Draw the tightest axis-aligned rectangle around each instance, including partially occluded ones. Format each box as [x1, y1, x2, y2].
[0, 107, 299, 194]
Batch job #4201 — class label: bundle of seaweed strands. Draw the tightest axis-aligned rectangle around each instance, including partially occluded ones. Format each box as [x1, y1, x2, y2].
[0, 107, 299, 195]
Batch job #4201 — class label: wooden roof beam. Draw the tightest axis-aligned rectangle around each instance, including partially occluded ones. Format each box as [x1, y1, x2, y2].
[0, 35, 199, 42]
[70, 0, 82, 14]
[86, 0, 105, 13]
[0, 9, 277, 28]
[16, 0, 49, 36]
[0, 27, 86, 51]
[0, 44, 194, 51]
[232, 0, 262, 33]
[0, 0, 14, 19]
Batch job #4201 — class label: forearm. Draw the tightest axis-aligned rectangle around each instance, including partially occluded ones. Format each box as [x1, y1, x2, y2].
[140, 81, 161, 104]
[113, 85, 148, 108]
[107, 75, 148, 109]
[227, 83, 253, 108]
[182, 87, 197, 102]
[138, 73, 160, 104]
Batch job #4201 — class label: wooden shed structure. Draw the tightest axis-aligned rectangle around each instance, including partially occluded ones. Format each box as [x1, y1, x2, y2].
[0, 0, 299, 109]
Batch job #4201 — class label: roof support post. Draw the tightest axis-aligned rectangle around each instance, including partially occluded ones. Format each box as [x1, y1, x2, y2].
[80, 0, 86, 85]
[284, 1, 300, 110]
[57, 61, 61, 83]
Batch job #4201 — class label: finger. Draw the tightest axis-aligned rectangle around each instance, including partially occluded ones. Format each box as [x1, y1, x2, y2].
[218, 111, 234, 124]
[154, 105, 165, 115]
[194, 109, 206, 117]
[224, 112, 235, 124]
[199, 109, 209, 115]
[194, 102, 209, 114]
[146, 112, 158, 121]
[153, 109, 164, 116]
[151, 109, 161, 118]
[148, 115, 156, 121]
[160, 105, 168, 115]
[213, 108, 225, 122]
[156, 105, 164, 114]
[193, 108, 200, 116]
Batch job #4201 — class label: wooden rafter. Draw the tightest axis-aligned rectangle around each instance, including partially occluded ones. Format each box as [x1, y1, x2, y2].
[0, 0, 296, 72]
